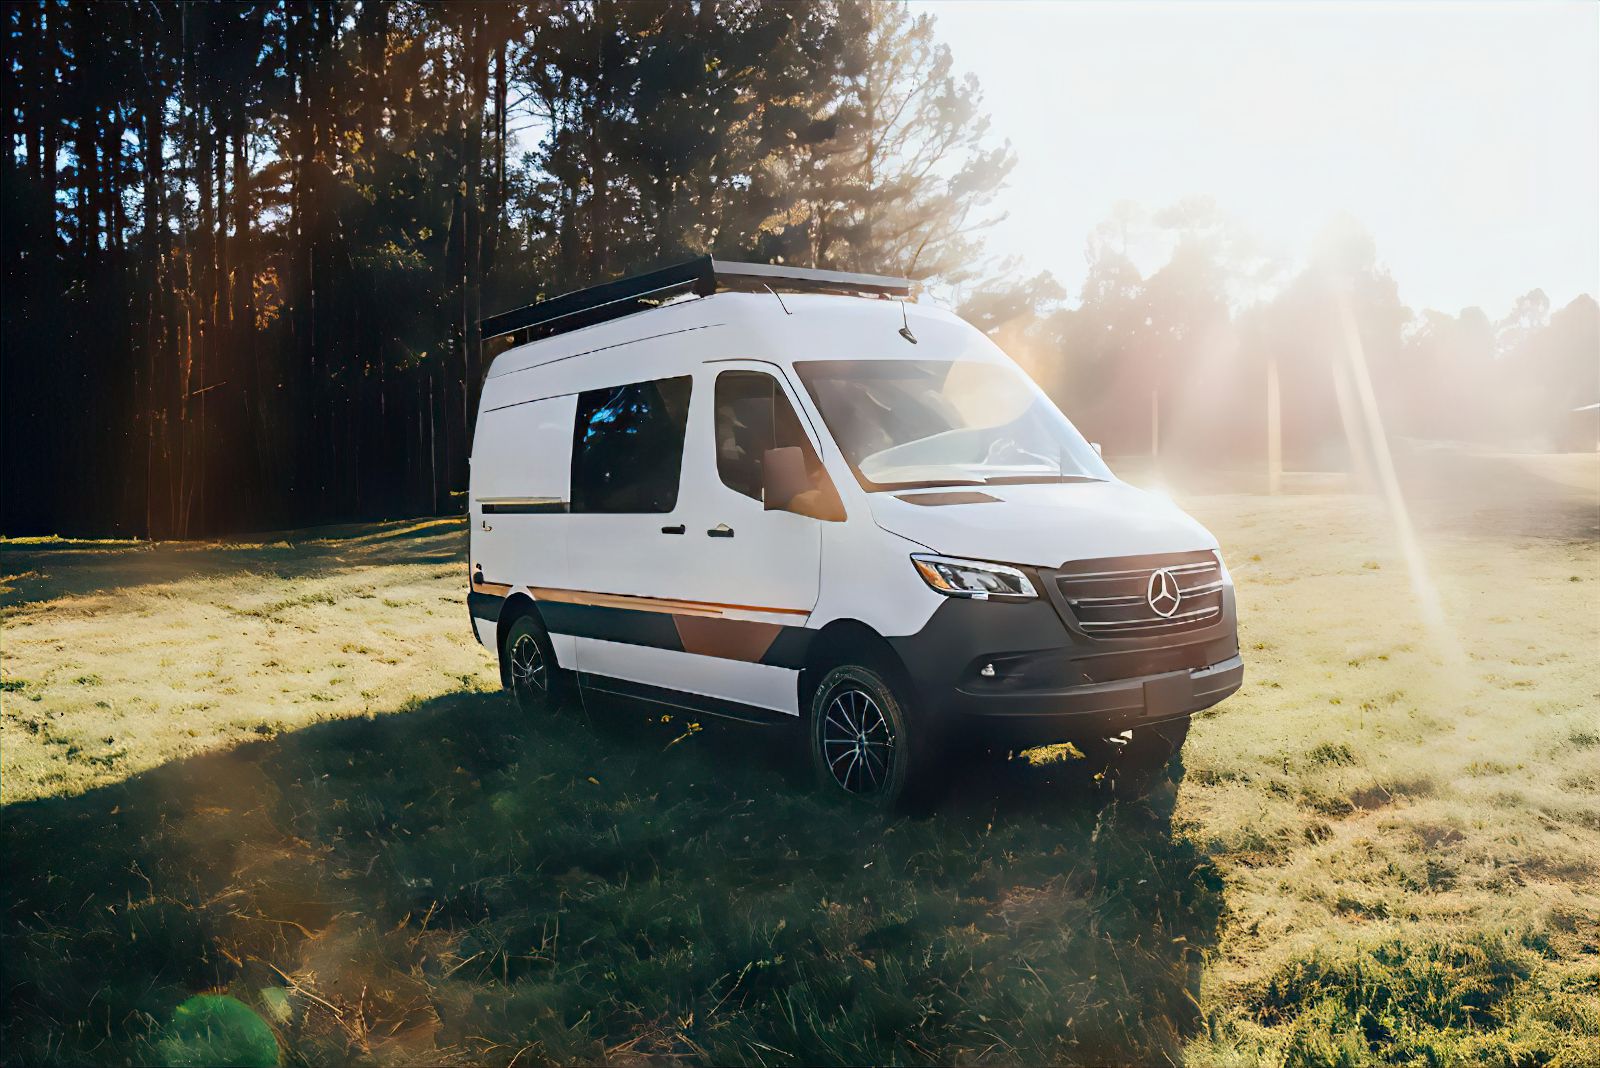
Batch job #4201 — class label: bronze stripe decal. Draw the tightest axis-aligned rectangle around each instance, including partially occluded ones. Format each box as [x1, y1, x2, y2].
[529, 586, 809, 619]
[671, 615, 783, 662]
[529, 589, 814, 668]
[471, 575, 513, 598]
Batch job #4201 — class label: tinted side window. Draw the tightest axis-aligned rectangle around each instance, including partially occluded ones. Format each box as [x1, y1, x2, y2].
[714, 370, 838, 511]
[715, 371, 776, 500]
[570, 376, 692, 513]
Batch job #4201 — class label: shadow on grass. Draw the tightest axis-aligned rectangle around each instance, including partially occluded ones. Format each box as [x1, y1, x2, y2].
[3, 689, 1223, 1066]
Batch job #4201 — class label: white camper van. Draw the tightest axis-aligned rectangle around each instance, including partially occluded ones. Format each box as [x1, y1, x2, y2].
[468, 259, 1242, 805]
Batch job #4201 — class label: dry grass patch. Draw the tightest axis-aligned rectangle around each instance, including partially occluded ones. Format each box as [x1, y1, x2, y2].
[1, 519, 493, 803]
[1175, 453, 1600, 1063]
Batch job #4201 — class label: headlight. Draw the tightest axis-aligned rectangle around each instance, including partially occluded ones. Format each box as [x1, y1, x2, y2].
[911, 554, 1038, 600]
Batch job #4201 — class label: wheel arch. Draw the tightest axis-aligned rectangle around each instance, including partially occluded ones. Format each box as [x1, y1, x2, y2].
[798, 618, 914, 715]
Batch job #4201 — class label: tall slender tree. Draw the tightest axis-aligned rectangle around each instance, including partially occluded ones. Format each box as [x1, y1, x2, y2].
[2, 0, 1016, 537]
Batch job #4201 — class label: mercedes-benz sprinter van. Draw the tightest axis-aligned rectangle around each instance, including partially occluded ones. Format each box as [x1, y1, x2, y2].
[468, 259, 1242, 805]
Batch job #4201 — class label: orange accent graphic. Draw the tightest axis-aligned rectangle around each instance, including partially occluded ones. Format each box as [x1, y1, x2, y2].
[671, 615, 784, 662]
[471, 571, 513, 598]
[529, 586, 809, 619]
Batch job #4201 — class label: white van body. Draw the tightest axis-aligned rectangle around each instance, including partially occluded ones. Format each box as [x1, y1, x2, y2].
[469, 278, 1242, 797]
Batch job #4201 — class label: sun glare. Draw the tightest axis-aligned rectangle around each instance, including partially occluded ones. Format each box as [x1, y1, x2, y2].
[918, 0, 1600, 318]
[1333, 295, 1462, 667]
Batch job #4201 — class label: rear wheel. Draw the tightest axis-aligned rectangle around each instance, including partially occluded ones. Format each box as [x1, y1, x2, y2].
[502, 612, 565, 715]
[809, 664, 932, 809]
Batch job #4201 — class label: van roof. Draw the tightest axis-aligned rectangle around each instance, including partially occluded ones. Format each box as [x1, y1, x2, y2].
[483, 290, 976, 382]
[480, 257, 912, 346]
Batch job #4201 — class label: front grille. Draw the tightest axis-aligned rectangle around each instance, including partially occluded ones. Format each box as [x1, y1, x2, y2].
[1054, 550, 1224, 639]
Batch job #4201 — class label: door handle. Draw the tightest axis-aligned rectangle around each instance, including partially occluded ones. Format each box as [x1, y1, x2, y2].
[660, 524, 686, 535]
[707, 524, 735, 538]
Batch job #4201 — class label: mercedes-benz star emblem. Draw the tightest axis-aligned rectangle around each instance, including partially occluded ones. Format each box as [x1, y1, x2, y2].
[1147, 567, 1182, 618]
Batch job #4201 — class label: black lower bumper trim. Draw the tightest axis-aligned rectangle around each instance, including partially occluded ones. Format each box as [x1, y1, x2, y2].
[943, 655, 1244, 745]
[887, 593, 1243, 745]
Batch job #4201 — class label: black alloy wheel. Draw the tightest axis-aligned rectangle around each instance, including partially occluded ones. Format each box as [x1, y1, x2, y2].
[503, 613, 562, 714]
[809, 664, 924, 807]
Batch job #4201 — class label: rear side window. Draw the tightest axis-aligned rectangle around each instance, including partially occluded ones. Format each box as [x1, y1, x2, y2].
[570, 376, 692, 513]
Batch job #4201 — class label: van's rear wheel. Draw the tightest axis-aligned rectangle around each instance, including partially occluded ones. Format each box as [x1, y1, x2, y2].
[502, 612, 564, 714]
[809, 664, 930, 809]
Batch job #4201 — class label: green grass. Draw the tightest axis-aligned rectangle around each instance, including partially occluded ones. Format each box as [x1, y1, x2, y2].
[2, 451, 1597, 1065]
[1, 517, 489, 801]
[1197, 931, 1600, 1066]
[2, 697, 1222, 1065]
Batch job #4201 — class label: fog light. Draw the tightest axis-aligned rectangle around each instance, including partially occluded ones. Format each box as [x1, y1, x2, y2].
[980, 663, 996, 678]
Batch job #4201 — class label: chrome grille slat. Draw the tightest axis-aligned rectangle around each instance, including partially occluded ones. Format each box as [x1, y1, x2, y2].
[1070, 593, 1151, 607]
[1069, 578, 1223, 607]
[1062, 561, 1215, 583]
[1054, 553, 1225, 640]
[1080, 606, 1221, 630]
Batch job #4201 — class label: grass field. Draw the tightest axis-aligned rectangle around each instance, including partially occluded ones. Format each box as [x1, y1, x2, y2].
[2, 449, 1597, 1066]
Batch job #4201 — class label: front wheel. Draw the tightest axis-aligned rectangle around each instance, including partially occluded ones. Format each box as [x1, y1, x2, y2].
[502, 612, 565, 715]
[809, 664, 931, 809]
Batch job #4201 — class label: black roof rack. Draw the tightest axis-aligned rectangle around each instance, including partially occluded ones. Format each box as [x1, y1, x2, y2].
[479, 256, 913, 343]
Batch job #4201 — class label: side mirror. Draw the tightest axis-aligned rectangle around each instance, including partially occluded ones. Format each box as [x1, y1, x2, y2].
[762, 446, 810, 512]
[1090, 442, 1103, 457]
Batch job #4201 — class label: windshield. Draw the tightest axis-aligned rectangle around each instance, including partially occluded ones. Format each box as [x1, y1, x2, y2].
[793, 359, 1113, 492]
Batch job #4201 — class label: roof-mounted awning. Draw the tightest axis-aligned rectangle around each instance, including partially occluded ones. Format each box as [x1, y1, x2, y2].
[479, 256, 914, 343]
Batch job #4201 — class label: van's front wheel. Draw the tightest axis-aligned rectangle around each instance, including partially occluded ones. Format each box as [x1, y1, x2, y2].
[502, 612, 565, 715]
[809, 664, 929, 809]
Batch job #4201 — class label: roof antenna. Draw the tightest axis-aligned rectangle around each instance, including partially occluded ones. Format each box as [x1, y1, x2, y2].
[763, 284, 792, 316]
[898, 301, 918, 344]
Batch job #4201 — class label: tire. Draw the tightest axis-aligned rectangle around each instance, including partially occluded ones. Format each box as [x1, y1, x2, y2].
[808, 663, 934, 809]
[501, 612, 566, 715]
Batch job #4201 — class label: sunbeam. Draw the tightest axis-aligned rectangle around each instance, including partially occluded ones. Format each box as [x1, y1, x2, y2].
[1334, 294, 1462, 667]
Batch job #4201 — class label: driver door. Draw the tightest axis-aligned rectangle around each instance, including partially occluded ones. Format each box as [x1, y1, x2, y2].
[661, 361, 844, 715]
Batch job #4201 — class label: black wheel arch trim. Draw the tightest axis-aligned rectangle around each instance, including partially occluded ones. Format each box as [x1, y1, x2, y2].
[469, 590, 506, 626]
[798, 618, 916, 714]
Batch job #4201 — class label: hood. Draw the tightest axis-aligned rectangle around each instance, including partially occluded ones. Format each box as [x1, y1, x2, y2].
[866, 480, 1217, 567]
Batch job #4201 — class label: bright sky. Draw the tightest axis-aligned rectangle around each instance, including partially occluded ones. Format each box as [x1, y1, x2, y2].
[914, 1, 1600, 319]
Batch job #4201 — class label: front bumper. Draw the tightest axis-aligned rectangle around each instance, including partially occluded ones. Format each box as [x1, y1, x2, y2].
[940, 653, 1243, 747]
[887, 587, 1244, 747]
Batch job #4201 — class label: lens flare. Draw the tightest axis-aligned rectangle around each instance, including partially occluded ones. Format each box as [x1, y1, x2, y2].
[1334, 294, 1461, 666]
